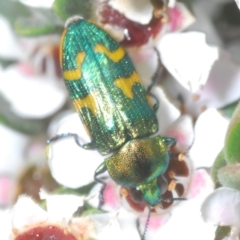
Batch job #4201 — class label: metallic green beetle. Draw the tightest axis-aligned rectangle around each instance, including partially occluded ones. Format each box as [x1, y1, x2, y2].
[53, 16, 177, 207]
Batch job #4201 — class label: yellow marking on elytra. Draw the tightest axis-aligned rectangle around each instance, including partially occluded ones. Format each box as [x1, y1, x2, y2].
[63, 52, 86, 80]
[114, 71, 141, 98]
[94, 44, 125, 62]
[59, 28, 67, 68]
[72, 93, 98, 116]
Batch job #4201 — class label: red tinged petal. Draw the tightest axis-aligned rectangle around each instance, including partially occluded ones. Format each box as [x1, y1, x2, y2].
[100, 5, 165, 47]
[15, 226, 77, 240]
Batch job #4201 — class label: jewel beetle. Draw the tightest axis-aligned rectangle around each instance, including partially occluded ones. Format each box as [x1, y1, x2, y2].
[48, 16, 183, 208]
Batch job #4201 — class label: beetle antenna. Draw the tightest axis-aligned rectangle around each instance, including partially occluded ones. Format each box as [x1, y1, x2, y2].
[141, 207, 151, 240]
[162, 197, 187, 202]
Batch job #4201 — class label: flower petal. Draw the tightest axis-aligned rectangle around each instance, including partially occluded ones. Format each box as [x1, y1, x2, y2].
[0, 124, 29, 175]
[201, 187, 240, 228]
[236, 0, 240, 9]
[127, 47, 158, 89]
[48, 113, 103, 188]
[0, 16, 23, 60]
[98, 214, 123, 240]
[39, 190, 84, 221]
[195, 50, 240, 110]
[168, 3, 195, 32]
[151, 170, 215, 240]
[158, 32, 218, 92]
[0, 209, 12, 239]
[102, 180, 121, 211]
[153, 86, 181, 134]
[12, 196, 48, 230]
[19, 0, 54, 8]
[189, 108, 229, 168]
[138, 213, 170, 239]
[0, 64, 66, 118]
[164, 114, 194, 151]
[161, 50, 240, 117]
[93, 211, 139, 240]
[109, 0, 153, 24]
[187, 169, 214, 199]
[0, 175, 15, 207]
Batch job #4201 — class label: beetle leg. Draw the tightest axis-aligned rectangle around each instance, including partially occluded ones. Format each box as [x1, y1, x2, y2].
[162, 137, 176, 148]
[94, 162, 108, 209]
[146, 47, 163, 93]
[148, 92, 159, 112]
[47, 133, 95, 150]
[146, 48, 163, 112]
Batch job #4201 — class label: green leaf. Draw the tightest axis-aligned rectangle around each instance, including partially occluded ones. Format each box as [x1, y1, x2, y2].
[0, 93, 47, 135]
[14, 8, 64, 36]
[0, 0, 31, 25]
[214, 226, 231, 240]
[218, 164, 240, 191]
[53, 181, 96, 196]
[178, 0, 195, 13]
[0, 58, 17, 68]
[224, 103, 240, 164]
[211, 149, 227, 187]
[73, 201, 105, 217]
[219, 101, 239, 119]
[15, 19, 63, 36]
[75, 182, 97, 196]
[0, 114, 45, 135]
[52, 0, 93, 21]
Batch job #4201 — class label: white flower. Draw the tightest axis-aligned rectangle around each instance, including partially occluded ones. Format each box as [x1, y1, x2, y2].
[236, 0, 240, 9]
[189, 108, 229, 168]
[0, 124, 30, 206]
[96, 0, 194, 47]
[158, 32, 219, 92]
[46, 83, 221, 239]
[47, 112, 103, 188]
[201, 187, 240, 240]
[0, 16, 67, 119]
[0, 16, 23, 60]
[0, 64, 66, 118]
[109, 0, 155, 24]
[0, 193, 124, 240]
[47, 85, 187, 189]
[19, 0, 54, 8]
